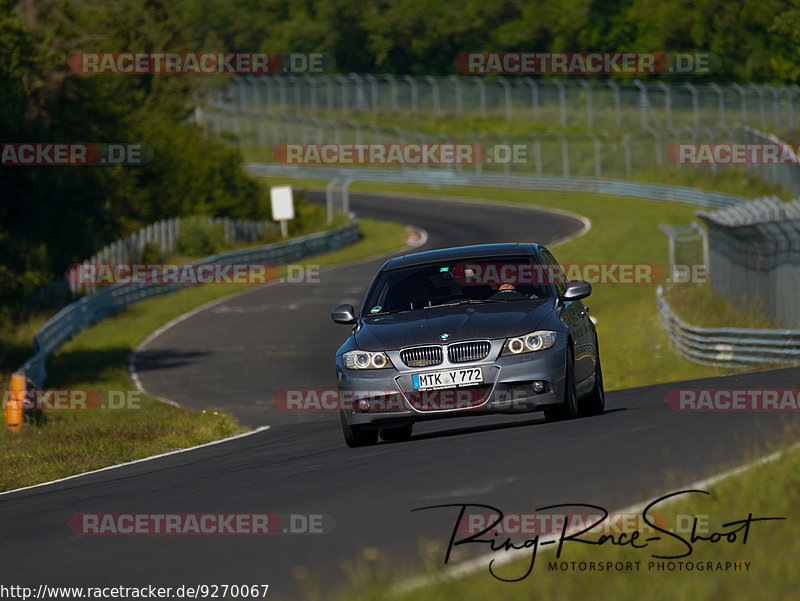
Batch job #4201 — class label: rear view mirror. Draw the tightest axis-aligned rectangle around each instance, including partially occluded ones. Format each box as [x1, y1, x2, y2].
[562, 280, 591, 301]
[331, 304, 357, 324]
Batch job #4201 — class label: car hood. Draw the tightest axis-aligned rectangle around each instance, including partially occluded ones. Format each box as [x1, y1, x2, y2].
[354, 299, 556, 350]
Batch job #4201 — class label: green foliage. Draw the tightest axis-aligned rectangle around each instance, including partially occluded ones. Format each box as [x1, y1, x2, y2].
[0, 0, 267, 325]
[177, 217, 225, 256]
[140, 241, 164, 264]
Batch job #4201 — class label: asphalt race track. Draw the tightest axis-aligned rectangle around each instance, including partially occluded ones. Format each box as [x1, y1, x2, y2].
[2, 191, 798, 599]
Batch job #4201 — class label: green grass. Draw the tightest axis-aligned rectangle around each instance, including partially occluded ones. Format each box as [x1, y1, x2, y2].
[321, 434, 800, 601]
[0, 218, 410, 492]
[664, 284, 779, 329]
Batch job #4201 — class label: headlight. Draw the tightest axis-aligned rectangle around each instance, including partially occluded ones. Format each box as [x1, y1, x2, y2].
[342, 350, 393, 370]
[501, 331, 558, 356]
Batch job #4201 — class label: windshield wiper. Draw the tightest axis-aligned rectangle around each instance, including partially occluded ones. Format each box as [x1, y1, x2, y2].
[423, 299, 506, 309]
[366, 308, 416, 316]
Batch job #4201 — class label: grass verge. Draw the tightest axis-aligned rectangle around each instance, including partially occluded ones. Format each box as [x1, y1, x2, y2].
[0, 218, 410, 492]
[663, 283, 780, 329]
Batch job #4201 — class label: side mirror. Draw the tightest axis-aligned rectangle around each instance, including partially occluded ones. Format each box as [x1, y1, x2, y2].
[562, 280, 591, 301]
[331, 304, 357, 324]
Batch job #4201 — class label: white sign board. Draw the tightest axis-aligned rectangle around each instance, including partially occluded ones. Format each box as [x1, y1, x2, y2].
[270, 186, 295, 221]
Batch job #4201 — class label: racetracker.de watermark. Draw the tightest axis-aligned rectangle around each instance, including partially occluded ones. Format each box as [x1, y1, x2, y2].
[69, 52, 333, 74]
[666, 143, 800, 165]
[68, 513, 333, 535]
[274, 388, 490, 412]
[273, 143, 485, 165]
[459, 511, 671, 536]
[2, 389, 143, 411]
[666, 389, 800, 411]
[454, 52, 719, 75]
[452, 262, 668, 285]
[66, 263, 321, 286]
[1, 143, 152, 165]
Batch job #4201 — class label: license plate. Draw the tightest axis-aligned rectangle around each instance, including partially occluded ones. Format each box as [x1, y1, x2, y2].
[412, 368, 483, 390]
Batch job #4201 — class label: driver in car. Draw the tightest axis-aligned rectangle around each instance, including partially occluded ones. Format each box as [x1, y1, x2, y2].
[488, 281, 528, 301]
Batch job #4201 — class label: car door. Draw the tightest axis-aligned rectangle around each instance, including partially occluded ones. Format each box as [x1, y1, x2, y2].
[540, 248, 595, 383]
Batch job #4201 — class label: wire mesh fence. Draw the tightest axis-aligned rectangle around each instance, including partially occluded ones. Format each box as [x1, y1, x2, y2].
[697, 196, 800, 328]
[205, 103, 800, 194]
[216, 76, 800, 134]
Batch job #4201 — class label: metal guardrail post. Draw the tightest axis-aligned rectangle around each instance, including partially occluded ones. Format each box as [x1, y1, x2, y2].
[342, 177, 354, 215]
[326, 178, 341, 223]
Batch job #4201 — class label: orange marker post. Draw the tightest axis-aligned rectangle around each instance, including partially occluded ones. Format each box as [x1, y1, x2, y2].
[6, 374, 25, 432]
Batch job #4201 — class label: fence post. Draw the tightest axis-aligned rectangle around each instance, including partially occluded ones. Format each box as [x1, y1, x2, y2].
[404, 75, 419, 110]
[633, 79, 650, 129]
[498, 77, 512, 122]
[621, 133, 631, 177]
[553, 80, 566, 126]
[370, 122, 381, 144]
[473, 134, 483, 175]
[335, 75, 348, 111]
[709, 83, 726, 127]
[276, 77, 288, 114]
[328, 119, 341, 144]
[556, 132, 569, 177]
[579, 80, 593, 128]
[364, 73, 378, 110]
[683, 82, 700, 130]
[385, 75, 398, 110]
[326, 178, 340, 222]
[701, 127, 717, 173]
[449, 75, 462, 115]
[657, 82, 672, 129]
[426, 76, 440, 114]
[766, 85, 780, 131]
[644, 127, 662, 166]
[749, 83, 766, 130]
[530, 134, 542, 176]
[473, 77, 487, 117]
[607, 81, 621, 128]
[348, 120, 362, 145]
[588, 133, 601, 177]
[524, 77, 539, 121]
[320, 75, 333, 112]
[304, 75, 317, 113]
[342, 177, 355, 214]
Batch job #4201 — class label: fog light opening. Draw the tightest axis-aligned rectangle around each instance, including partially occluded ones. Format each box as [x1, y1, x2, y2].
[358, 399, 371, 412]
[533, 381, 545, 394]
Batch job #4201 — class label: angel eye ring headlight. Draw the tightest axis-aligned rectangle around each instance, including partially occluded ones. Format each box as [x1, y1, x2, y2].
[343, 350, 393, 370]
[507, 337, 525, 354]
[501, 331, 557, 356]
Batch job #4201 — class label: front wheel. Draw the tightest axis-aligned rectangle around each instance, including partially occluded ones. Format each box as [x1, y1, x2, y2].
[340, 411, 379, 447]
[545, 347, 578, 422]
[581, 351, 605, 416]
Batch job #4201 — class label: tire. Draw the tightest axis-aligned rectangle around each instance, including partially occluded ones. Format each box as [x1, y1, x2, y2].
[581, 350, 605, 416]
[340, 411, 379, 447]
[380, 423, 414, 442]
[545, 347, 578, 422]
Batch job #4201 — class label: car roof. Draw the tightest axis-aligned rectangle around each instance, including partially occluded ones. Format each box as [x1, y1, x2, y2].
[382, 243, 542, 270]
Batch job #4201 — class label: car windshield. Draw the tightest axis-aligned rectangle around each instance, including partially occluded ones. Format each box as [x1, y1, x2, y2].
[363, 255, 554, 315]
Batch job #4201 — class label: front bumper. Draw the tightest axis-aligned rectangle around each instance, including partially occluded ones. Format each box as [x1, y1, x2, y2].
[337, 338, 567, 429]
